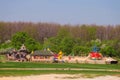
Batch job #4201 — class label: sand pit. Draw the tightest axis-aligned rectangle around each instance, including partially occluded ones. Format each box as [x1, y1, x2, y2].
[0, 74, 120, 80]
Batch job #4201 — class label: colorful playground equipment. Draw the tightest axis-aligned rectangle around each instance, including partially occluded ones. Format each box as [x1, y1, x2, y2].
[89, 45, 103, 60]
[89, 52, 102, 60]
[53, 51, 63, 62]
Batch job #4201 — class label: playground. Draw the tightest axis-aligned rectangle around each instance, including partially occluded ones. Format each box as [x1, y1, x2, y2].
[5, 44, 118, 64]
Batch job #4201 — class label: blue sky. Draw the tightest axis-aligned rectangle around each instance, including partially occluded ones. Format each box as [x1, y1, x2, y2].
[0, 0, 120, 25]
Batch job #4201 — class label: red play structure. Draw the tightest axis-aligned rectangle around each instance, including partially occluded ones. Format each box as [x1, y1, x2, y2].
[89, 45, 103, 60]
[89, 52, 102, 60]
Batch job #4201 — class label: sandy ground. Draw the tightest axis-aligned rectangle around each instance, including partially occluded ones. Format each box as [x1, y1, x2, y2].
[0, 74, 120, 80]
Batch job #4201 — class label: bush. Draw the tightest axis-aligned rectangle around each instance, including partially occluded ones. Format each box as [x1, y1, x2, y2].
[0, 55, 6, 63]
[11, 32, 42, 51]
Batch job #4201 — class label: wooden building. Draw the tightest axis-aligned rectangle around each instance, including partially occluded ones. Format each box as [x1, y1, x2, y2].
[31, 50, 54, 62]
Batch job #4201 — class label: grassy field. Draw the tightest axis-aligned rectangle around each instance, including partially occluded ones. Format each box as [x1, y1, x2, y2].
[0, 62, 120, 76]
[0, 62, 120, 69]
[0, 70, 120, 77]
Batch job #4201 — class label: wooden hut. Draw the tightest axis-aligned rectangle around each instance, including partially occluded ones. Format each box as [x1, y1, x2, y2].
[6, 44, 30, 62]
[31, 50, 54, 62]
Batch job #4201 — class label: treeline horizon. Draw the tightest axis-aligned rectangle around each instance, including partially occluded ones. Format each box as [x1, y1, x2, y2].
[0, 21, 120, 57]
[0, 21, 120, 43]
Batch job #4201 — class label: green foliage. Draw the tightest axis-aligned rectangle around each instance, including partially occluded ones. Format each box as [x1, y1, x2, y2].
[25, 38, 42, 51]
[11, 32, 42, 51]
[0, 55, 6, 63]
[90, 39, 101, 47]
[87, 26, 97, 40]
[43, 28, 75, 54]
[72, 45, 90, 56]
[100, 40, 118, 57]
[112, 40, 120, 58]
[0, 40, 12, 48]
[0, 40, 13, 54]
[43, 37, 60, 52]
[0, 47, 13, 54]
[57, 27, 71, 39]
[0, 22, 120, 58]
[60, 37, 75, 55]
[12, 32, 29, 49]
[100, 46, 116, 57]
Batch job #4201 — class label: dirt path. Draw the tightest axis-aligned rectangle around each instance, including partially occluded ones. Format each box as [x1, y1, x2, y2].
[0, 74, 120, 80]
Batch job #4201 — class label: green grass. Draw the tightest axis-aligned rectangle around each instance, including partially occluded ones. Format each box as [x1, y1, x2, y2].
[0, 70, 120, 77]
[0, 62, 120, 76]
[0, 62, 120, 69]
[0, 55, 6, 63]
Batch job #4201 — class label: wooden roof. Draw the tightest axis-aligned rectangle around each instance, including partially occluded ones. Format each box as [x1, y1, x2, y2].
[31, 50, 53, 56]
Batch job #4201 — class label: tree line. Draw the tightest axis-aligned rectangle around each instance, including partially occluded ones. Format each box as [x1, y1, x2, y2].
[0, 22, 120, 58]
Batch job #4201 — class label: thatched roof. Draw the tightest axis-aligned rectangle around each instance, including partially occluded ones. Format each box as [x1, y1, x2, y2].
[4, 48, 13, 54]
[31, 50, 53, 56]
